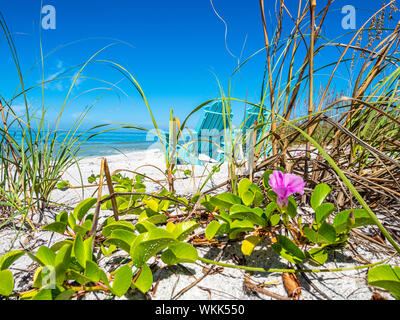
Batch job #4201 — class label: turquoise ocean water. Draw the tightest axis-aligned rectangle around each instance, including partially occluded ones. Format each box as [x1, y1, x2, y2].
[3, 129, 161, 157]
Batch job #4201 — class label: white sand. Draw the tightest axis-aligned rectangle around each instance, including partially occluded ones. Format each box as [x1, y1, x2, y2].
[2, 148, 399, 300]
[52, 148, 232, 206]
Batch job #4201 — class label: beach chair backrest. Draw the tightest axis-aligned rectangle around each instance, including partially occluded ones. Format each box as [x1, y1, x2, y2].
[195, 102, 227, 132]
[243, 105, 265, 132]
[241, 105, 270, 155]
[195, 102, 232, 160]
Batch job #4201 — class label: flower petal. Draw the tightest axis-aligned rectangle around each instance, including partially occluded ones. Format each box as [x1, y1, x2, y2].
[268, 170, 284, 190]
[284, 173, 306, 195]
[268, 170, 306, 208]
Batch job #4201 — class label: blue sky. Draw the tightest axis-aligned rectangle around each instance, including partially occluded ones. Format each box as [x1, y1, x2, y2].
[0, 0, 397, 129]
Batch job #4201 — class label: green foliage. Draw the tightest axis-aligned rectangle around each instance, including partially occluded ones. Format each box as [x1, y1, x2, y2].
[131, 263, 153, 294]
[73, 198, 97, 221]
[205, 220, 227, 239]
[308, 247, 328, 265]
[238, 178, 264, 206]
[130, 228, 177, 267]
[56, 181, 70, 191]
[301, 185, 375, 249]
[161, 242, 198, 265]
[271, 235, 306, 264]
[241, 235, 262, 256]
[0, 172, 384, 299]
[209, 193, 241, 211]
[310, 184, 331, 211]
[102, 220, 136, 237]
[0, 270, 14, 296]
[0, 176, 203, 299]
[0, 250, 25, 270]
[168, 221, 200, 241]
[104, 229, 136, 253]
[229, 204, 266, 227]
[111, 265, 133, 297]
[368, 265, 400, 299]
[315, 203, 335, 224]
[203, 179, 376, 264]
[205, 179, 270, 245]
[42, 222, 67, 234]
[333, 209, 375, 233]
[303, 222, 337, 244]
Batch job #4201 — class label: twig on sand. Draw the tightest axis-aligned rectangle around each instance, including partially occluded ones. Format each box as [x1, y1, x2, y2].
[88, 158, 106, 239]
[103, 158, 119, 221]
[171, 242, 229, 300]
[295, 266, 332, 300]
[243, 275, 292, 300]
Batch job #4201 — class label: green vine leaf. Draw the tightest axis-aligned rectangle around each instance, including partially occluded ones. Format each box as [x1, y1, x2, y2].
[161, 242, 198, 265]
[241, 235, 261, 256]
[271, 235, 306, 264]
[228, 219, 254, 239]
[67, 269, 93, 286]
[54, 244, 72, 285]
[56, 181, 70, 191]
[104, 229, 137, 253]
[85, 261, 100, 282]
[242, 190, 254, 206]
[56, 211, 68, 224]
[132, 264, 153, 294]
[308, 247, 328, 265]
[0, 250, 25, 270]
[73, 198, 97, 221]
[0, 270, 14, 296]
[210, 193, 242, 211]
[73, 234, 86, 268]
[42, 221, 67, 234]
[315, 203, 336, 224]
[112, 265, 133, 297]
[102, 220, 136, 237]
[311, 183, 331, 211]
[262, 170, 273, 190]
[333, 209, 375, 233]
[32, 288, 53, 300]
[368, 265, 400, 299]
[130, 228, 177, 267]
[303, 222, 336, 244]
[205, 220, 222, 239]
[35, 246, 56, 267]
[238, 178, 252, 197]
[54, 289, 75, 300]
[286, 196, 298, 218]
[138, 210, 167, 227]
[269, 214, 281, 226]
[171, 221, 200, 241]
[229, 204, 266, 227]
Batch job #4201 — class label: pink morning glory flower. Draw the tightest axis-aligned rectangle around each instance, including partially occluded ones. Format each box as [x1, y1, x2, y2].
[268, 170, 306, 207]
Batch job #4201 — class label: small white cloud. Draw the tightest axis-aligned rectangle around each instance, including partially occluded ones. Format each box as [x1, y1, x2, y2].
[44, 70, 65, 91]
[71, 71, 84, 88]
[42, 60, 66, 91]
[10, 104, 27, 116]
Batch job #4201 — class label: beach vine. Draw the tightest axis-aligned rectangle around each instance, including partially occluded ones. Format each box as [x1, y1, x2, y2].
[0, 168, 399, 300]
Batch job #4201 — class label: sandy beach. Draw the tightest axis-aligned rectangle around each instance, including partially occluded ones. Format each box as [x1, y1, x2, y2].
[51, 147, 233, 206]
[1, 148, 398, 301]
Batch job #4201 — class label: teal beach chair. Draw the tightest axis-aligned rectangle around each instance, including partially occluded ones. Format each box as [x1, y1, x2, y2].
[165, 102, 233, 165]
[195, 102, 232, 162]
[241, 105, 272, 156]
